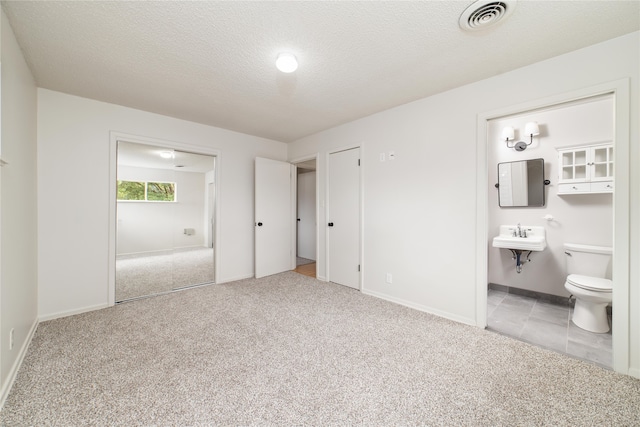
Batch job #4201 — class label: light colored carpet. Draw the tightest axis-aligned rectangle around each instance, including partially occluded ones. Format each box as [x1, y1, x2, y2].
[2, 272, 639, 426]
[116, 247, 214, 301]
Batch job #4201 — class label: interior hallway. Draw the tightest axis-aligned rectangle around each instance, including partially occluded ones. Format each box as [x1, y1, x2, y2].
[294, 257, 316, 278]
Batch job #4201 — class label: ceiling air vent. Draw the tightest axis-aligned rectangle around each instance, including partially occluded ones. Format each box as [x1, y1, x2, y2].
[459, 0, 516, 31]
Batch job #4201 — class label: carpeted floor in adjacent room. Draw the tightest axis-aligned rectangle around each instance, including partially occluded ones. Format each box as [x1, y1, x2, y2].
[1, 271, 639, 426]
[116, 247, 215, 301]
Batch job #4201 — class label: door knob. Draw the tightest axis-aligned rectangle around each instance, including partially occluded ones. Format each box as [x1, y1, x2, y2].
[328, 222, 334, 227]
[257, 222, 263, 226]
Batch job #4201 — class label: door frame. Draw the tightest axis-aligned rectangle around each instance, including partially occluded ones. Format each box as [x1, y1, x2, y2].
[325, 145, 364, 289]
[108, 131, 221, 306]
[207, 181, 215, 248]
[290, 154, 319, 276]
[475, 79, 630, 374]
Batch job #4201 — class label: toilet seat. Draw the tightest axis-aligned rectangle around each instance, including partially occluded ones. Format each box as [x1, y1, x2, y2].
[567, 274, 612, 292]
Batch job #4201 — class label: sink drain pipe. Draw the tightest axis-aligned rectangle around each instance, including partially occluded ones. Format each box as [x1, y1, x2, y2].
[509, 249, 533, 273]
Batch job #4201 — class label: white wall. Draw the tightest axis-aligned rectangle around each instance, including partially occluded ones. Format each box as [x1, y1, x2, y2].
[0, 10, 38, 404]
[117, 166, 207, 255]
[297, 171, 316, 260]
[488, 95, 613, 296]
[37, 90, 286, 320]
[288, 32, 639, 373]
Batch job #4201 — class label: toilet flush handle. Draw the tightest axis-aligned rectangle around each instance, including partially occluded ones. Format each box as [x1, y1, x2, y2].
[564, 251, 572, 256]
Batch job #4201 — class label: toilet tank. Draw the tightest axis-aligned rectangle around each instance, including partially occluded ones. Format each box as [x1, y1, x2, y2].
[564, 243, 613, 279]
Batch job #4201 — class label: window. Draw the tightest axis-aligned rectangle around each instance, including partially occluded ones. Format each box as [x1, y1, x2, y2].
[117, 181, 176, 202]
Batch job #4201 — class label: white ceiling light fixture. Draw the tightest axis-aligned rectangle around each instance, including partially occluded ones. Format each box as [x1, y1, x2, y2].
[276, 53, 298, 73]
[459, 0, 516, 31]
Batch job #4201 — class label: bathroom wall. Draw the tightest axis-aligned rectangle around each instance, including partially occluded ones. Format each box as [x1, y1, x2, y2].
[488, 95, 614, 296]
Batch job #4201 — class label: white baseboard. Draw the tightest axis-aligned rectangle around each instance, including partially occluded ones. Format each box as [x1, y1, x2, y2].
[216, 274, 254, 284]
[117, 245, 207, 259]
[39, 303, 110, 322]
[0, 318, 38, 410]
[629, 367, 640, 379]
[361, 288, 476, 326]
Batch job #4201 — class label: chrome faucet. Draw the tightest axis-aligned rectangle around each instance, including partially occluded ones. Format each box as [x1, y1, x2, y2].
[517, 223, 522, 237]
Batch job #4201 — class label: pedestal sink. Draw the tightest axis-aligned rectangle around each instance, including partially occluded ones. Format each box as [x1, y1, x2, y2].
[493, 225, 546, 273]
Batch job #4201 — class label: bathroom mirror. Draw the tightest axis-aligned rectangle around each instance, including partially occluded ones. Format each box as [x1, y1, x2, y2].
[497, 158, 545, 207]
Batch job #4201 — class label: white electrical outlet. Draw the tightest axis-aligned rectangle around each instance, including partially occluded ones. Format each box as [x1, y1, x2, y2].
[9, 328, 14, 350]
[386, 273, 393, 284]
[379, 153, 386, 162]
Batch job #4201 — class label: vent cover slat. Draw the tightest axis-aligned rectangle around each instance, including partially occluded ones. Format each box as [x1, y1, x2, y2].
[459, 0, 516, 31]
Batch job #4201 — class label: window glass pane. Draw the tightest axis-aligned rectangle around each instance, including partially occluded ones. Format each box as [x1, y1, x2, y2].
[147, 182, 176, 201]
[594, 148, 608, 163]
[594, 164, 607, 178]
[574, 150, 587, 165]
[117, 180, 145, 200]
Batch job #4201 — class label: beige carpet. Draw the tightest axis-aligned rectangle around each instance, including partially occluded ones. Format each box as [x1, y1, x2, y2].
[2, 272, 639, 426]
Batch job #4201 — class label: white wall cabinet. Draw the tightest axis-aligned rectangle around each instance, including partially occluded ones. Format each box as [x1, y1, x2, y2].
[557, 143, 613, 195]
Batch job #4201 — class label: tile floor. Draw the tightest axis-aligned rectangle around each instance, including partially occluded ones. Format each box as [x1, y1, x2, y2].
[487, 288, 612, 369]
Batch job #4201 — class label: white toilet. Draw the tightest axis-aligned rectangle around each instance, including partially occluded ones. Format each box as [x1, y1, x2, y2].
[564, 243, 612, 333]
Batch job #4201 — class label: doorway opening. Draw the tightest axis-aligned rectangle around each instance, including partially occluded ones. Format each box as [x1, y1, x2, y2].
[486, 94, 614, 369]
[114, 140, 217, 302]
[477, 79, 631, 374]
[294, 158, 317, 278]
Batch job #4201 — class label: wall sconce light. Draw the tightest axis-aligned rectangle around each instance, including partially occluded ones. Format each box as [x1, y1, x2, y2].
[502, 122, 540, 151]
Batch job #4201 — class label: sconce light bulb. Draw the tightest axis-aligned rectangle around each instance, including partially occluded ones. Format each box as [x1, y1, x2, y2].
[525, 121, 540, 137]
[502, 126, 515, 141]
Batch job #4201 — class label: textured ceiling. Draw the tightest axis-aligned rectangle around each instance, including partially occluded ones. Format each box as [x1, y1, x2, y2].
[2, 1, 639, 142]
[118, 141, 215, 173]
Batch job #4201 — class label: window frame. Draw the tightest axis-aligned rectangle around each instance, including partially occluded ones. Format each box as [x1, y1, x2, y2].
[117, 180, 177, 202]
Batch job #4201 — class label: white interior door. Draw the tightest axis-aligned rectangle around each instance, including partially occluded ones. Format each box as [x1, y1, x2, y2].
[328, 148, 360, 289]
[255, 157, 292, 278]
[297, 171, 316, 260]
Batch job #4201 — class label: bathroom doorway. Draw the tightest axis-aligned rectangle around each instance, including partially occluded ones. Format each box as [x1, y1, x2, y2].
[115, 140, 217, 302]
[477, 82, 631, 373]
[486, 94, 614, 368]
